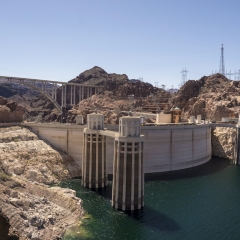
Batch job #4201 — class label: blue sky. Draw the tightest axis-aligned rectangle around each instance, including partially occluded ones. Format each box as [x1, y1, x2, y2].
[0, 0, 240, 89]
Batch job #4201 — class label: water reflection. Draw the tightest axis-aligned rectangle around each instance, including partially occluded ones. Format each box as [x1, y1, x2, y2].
[125, 206, 181, 232]
[145, 156, 230, 181]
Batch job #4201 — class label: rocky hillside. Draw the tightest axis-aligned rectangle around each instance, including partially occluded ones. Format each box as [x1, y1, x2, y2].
[57, 66, 159, 117]
[8, 68, 239, 124]
[0, 126, 83, 240]
[0, 82, 61, 122]
[0, 96, 24, 123]
[0, 67, 163, 123]
[65, 67, 171, 124]
[66, 88, 170, 124]
[69, 66, 159, 97]
[169, 74, 240, 121]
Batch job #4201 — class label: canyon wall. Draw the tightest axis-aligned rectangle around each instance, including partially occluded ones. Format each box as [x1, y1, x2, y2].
[211, 126, 236, 160]
[0, 126, 83, 240]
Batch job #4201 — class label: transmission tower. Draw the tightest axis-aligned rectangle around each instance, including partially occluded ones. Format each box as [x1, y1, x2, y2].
[219, 44, 225, 76]
[236, 70, 240, 81]
[226, 70, 235, 80]
[180, 68, 188, 86]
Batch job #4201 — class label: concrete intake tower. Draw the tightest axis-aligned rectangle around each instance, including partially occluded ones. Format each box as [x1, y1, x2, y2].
[82, 112, 107, 188]
[82, 112, 145, 211]
[112, 116, 144, 211]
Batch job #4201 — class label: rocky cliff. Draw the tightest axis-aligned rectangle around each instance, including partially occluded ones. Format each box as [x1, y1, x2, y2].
[169, 74, 240, 121]
[211, 127, 236, 160]
[70, 66, 158, 97]
[0, 96, 24, 123]
[0, 126, 83, 240]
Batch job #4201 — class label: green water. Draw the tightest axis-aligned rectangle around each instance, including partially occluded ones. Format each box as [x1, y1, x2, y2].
[61, 158, 240, 240]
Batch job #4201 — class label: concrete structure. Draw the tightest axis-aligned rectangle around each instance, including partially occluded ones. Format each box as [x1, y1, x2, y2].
[221, 117, 238, 123]
[172, 107, 181, 123]
[82, 112, 107, 188]
[19, 122, 212, 174]
[234, 125, 240, 165]
[189, 116, 195, 123]
[141, 124, 211, 172]
[196, 115, 202, 124]
[2, 121, 219, 210]
[156, 112, 172, 124]
[76, 115, 84, 125]
[81, 114, 145, 210]
[112, 117, 144, 210]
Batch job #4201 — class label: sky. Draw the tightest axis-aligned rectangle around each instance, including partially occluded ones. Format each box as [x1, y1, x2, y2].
[0, 0, 240, 89]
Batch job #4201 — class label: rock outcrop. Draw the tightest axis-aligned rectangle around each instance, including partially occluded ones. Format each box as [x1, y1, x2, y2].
[0, 126, 83, 240]
[211, 127, 236, 159]
[66, 90, 164, 124]
[0, 82, 61, 122]
[70, 66, 158, 97]
[169, 74, 240, 121]
[0, 96, 24, 123]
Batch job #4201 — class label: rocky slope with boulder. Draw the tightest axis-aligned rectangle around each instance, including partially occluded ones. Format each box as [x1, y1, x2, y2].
[70, 66, 158, 97]
[0, 82, 61, 122]
[2, 69, 239, 124]
[0, 96, 24, 123]
[169, 74, 240, 121]
[66, 89, 168, 124]
[66, 66, 171, 124]
[0, 126, 83, 240]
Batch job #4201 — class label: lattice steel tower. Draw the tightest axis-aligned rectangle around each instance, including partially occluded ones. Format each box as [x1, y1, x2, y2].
[180, 68, 188, 86]
[219, 44, 225, 76]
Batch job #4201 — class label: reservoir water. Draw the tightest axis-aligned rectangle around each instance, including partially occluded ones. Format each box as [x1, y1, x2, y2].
[61, 157, 240, 240]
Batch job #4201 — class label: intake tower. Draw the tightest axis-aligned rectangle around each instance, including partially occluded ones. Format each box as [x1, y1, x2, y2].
[112, 116, 144, 210]
[82, 112, 107, 188]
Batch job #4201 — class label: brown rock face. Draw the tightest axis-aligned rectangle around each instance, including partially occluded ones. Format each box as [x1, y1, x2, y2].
[70, 66, 158, 97]
[66, 67, 171, 124]
[211, 127, 236, 159]
[169, 74, 240, 121]
[0, 82, 61, 122]
[0, 212, 19, 240]
[0, 97, 24, 123]
[0, 126, 83, 240]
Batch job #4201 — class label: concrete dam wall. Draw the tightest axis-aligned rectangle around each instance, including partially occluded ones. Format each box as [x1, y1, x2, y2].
[21, 123, 212, 174]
